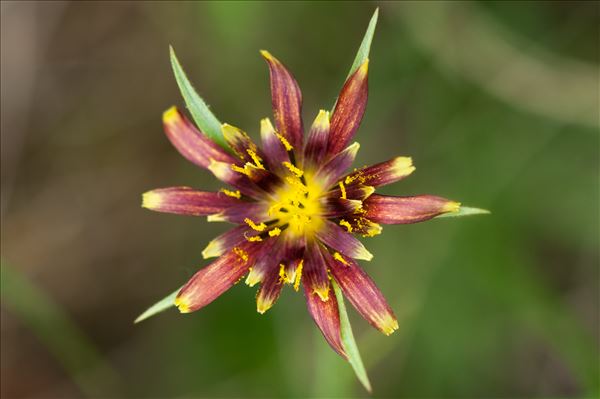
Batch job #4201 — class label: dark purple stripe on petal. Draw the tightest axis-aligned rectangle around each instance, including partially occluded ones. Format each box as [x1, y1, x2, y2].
[320, 197, 362, 218]
[207, 201, 269, 224]
[364, 194, 460, 224]
[327, 60, 369, 156]
[323, 248, 398, 335]
[260, 117, 290, 173]
[302, 240, 330, 301]
[314, 142, 360, 189]
[142, 187, 242, 216]
[316, 220, 373, 261]
[175, 241, 262, 313]
[243, 163, 283, 193]
[261, 50, 304, 150]
[303, 110, 330, 169]
[303, 279, 347, 359]
[163, 107, 238, 169]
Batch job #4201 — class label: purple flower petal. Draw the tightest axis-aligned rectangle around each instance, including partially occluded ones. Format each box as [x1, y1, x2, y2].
[261, 50, 304, 150]
[201, 225, 253, 259]
[302, 240, 330, 301]
[327, 60, 369, 156]
[316, 220, 373, 261]
[303, 110, 330, 168]
[323, 249, 398, 335]
[343, 156, 415, 188]
[163, 107, 237, 169]
[303, 279, 347, 359]
[175, 241, 266, 313]
[142, 187, 242, 216]
[260, 117, 290, 172]
[314, 142, 360, 189]
[364, 194, 460, 224]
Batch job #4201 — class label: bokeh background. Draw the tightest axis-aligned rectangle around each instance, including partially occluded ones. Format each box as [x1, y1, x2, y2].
[1, 1, 598, 398]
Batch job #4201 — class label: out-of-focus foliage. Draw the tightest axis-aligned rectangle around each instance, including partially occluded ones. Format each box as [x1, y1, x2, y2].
[1, 1, 598, 398]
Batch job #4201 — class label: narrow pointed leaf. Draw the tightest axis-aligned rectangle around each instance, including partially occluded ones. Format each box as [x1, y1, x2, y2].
[346, 8, 378, 79]
[169, 46, 228, 150]
[134, 287, 181, 324]
[332, 8, 378, 113]
[436, 206, 491, 218]
[332, 279, 372, 393]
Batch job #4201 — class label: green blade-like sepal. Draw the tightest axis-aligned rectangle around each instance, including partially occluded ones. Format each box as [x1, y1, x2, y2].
[332, 279, 372, 393]
[134, 287, 181, 324]
[169, 46, 229, 150]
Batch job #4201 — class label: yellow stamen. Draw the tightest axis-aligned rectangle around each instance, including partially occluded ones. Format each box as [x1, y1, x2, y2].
[220, 188, 241, 199]
[247, 149, 265, 169]
[244, 218, 267, 232]
[231, 164, 251, 176]
[363, 223, 382, 237]
[345, 168, 365, 185]
[275, 132, 293, 151]
[246, 235, 263, 242]
[282, 161, 304, 178]
[268, 227, 281, 237]
[339, 219, 353, 232]
[333, 252, 349, 266]
[293, 260, 303, 291]
[278, 264, 289, 284]
[233, 247, 249, 263]
[338, 181, 347, 199]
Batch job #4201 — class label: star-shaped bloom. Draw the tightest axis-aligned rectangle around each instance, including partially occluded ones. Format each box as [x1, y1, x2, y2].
[142, 49, 463, 358]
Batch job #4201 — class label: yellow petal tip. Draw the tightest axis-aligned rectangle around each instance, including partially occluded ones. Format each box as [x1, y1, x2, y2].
[256, 300, 274, 314]
[381, 317, 399, 336]
[259, 49, 275, 61]
[174, 297, 191, 314]
[207, 213, 226, 222]
[314, 109, 331, 127]
[201, 241, 220, 259]
[315, 287, 330, 302]
[162, 106, 180, 125]
[141, 191, 161, 209]
[444, 201, 462, 213]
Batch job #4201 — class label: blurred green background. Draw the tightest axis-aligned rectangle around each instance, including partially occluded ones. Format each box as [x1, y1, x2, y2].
[1, 1, 598, 398]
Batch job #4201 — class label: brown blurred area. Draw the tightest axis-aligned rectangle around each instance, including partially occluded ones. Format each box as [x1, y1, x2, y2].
[2, 2, 194, 397]
[1, 1, 598, 398]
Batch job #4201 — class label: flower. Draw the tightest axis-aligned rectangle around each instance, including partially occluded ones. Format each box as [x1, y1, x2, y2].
[142, 50, 461, 358]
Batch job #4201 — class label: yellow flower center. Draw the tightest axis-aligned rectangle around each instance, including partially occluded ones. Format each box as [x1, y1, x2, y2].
[268, 167, 324, 237]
